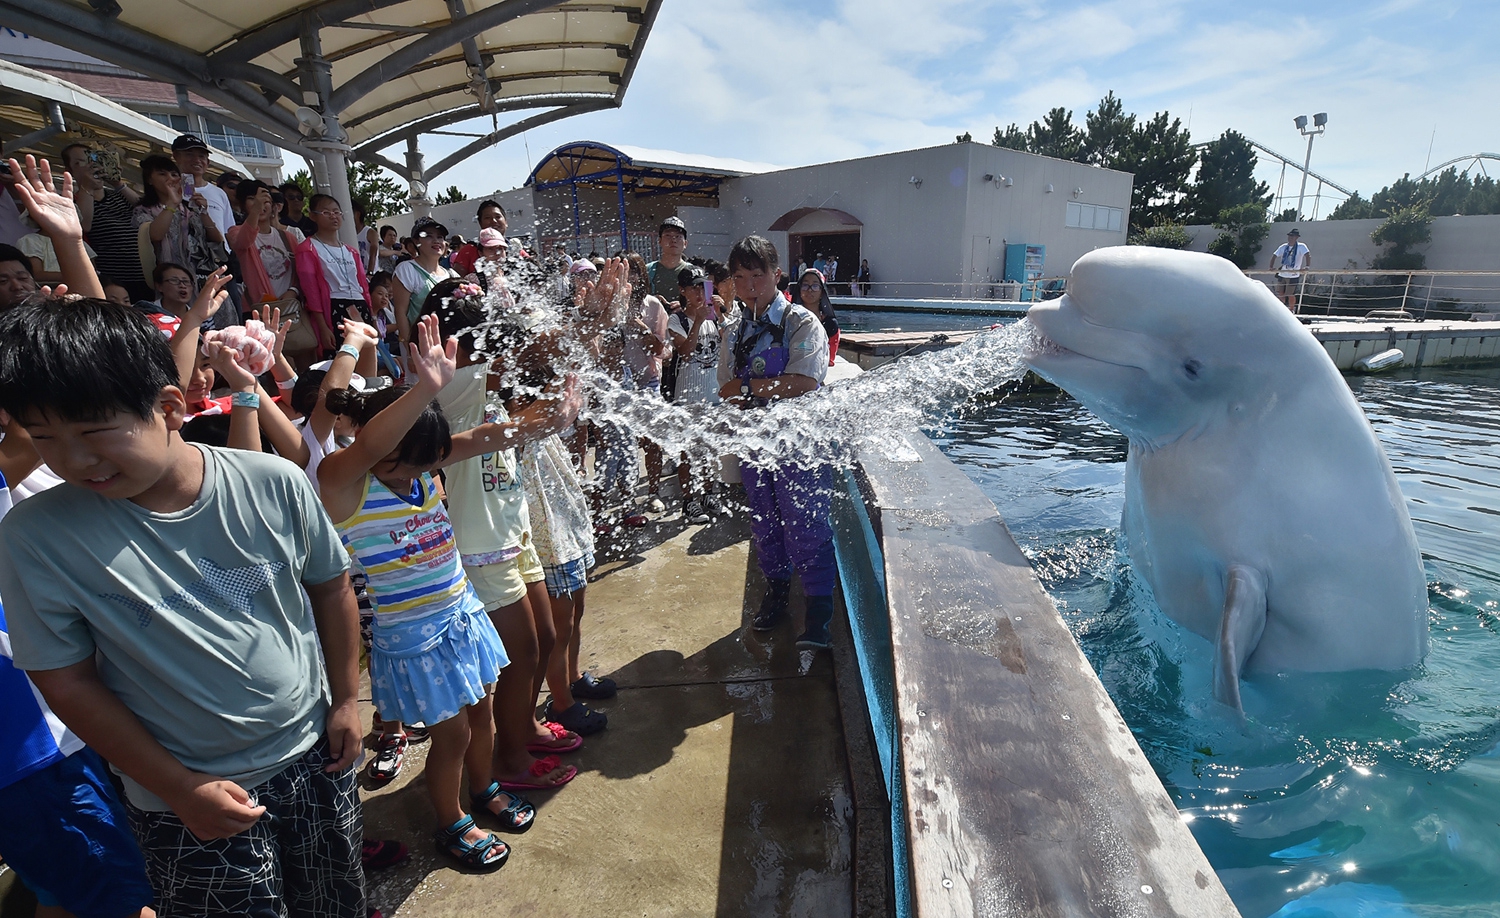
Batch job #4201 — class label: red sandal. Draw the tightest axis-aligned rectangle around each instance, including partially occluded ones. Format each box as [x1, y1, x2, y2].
[526, 720, 582, 754]
[496, 756, 578, 791]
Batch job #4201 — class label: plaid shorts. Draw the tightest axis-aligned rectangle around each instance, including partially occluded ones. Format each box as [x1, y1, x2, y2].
[543, 552, 595, 598]
[126, 738, 365, 918]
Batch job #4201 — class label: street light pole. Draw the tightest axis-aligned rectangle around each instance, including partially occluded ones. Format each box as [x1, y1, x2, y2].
[1293, 112, 1327, 220]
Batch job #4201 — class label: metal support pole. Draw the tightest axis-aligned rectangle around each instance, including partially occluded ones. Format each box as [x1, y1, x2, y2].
[570, 180, 581, 252]
[1296, 132, 1316, 220]
[405, 135, 432, 218]
[1422, 274, 1435, 319]
[1399, 272, 1412, 315]
[6, 101, 66, 153]
[296, 18, 356, 247]
[616, 159, 628, 255]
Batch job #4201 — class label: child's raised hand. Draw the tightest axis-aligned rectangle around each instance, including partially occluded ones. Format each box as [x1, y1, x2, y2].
[188, 267, 232, 326]
[339, 318, 379, 349]
[406, 313, 456, 393]
[8, 155, 81, 244]
[203, 338, 259, 392]
[251, 305, 293, 363]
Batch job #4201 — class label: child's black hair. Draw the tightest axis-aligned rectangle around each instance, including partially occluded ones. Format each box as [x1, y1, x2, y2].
[729, 235, 779, 274]
[0, 297, 180, 423]
[180, 413, 232, 447]
[290, 369, 327, 418]
[338, 385, 451, 468]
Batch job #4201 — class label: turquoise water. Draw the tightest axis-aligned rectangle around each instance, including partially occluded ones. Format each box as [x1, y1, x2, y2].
[936, 368, 1500, 918]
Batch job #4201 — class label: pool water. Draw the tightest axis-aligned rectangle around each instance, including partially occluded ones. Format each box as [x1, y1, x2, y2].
[935, 368, 1500, 918]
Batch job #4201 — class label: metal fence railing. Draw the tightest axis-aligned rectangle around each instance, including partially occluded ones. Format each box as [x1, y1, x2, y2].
[838, 278, 1070, 301]
[1243, 270, 1500, 320]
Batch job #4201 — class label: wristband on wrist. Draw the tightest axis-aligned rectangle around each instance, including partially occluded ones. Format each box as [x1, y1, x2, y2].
[276, 374, 298, 391]
[336, 344, 360, 361]
[231, 390, 261, 410]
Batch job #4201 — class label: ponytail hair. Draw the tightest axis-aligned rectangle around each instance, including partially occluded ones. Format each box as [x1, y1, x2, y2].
[341, 385, 451, 468]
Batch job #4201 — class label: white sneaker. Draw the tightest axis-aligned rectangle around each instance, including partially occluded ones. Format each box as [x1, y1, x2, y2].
[647, 497, 666, 514]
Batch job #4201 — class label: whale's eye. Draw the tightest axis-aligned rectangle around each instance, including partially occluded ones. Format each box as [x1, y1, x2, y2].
[1183, 359, 1202, 379]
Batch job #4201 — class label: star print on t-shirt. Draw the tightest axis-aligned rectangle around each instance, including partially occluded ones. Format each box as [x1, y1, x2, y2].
[102, 557, 287, 629]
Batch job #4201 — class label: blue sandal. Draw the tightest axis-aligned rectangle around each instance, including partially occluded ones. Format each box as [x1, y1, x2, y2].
[434, 814, 509, 872]
[471, 781, 535, 833]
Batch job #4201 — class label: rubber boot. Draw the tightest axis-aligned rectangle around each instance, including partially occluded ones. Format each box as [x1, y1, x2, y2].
[753, 579, 791, 631]
[797, 595, 834, 650]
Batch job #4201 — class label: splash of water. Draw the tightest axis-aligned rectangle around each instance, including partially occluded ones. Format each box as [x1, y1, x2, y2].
[469, 273, 1039, 470]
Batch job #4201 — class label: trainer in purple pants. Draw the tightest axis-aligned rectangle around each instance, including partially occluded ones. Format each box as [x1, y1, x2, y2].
[741, 459, 837, 596]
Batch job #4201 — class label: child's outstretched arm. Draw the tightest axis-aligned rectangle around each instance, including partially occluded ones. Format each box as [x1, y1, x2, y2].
[7, 155, 104, 300]
[443, 373, 582, 466]
[169, 268, 231, 390]
[309, 319, 379, 445]
[317, 314, 455, 519]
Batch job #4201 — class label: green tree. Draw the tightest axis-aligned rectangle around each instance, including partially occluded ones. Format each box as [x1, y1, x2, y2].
[1370, 173, 1423, 216]
[1126, 110, 1197, 229]
[1080, 91, 1135, 168]
[1026, 107, 1084, 161]
[992, 123, 1027, 150]
[1276, 207, 1298, 222]
[1370, 205, 1433, 270]
[434, 185, 467, 206]
[1186, 130, 1270, 224]
[955, 131, 973, 143]
[1128, 222, 1193, 249]
[285, 163, 406, 219]
[350, 162, 407, 219]
[1328, 192, 1373, 220]
[286, 169, 314, 200]
[1206, 201, 1270, 269]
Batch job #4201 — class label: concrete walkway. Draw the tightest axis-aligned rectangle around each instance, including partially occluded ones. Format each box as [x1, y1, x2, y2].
[358, 512, 854, 918]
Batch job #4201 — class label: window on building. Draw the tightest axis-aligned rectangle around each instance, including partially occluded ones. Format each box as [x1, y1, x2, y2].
[1066, 201, 1124, 232]
[203, 119, 272, 161]
[146, 112, 190, 133]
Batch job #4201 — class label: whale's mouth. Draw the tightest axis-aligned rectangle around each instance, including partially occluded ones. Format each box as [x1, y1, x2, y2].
[1022, 324, 1074, 362]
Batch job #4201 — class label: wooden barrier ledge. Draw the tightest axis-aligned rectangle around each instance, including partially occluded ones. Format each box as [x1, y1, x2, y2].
[855, 432, 1241, 918]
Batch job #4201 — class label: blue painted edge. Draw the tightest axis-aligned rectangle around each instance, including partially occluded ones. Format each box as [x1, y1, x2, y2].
[831, 468, 913, 918]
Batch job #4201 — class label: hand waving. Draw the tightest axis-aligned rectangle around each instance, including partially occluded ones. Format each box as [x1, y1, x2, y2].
[250, 305, 293, 364]
[8, 155, 81, 243]
[406, 313, 456, 394]
[188, 267, 232, 327]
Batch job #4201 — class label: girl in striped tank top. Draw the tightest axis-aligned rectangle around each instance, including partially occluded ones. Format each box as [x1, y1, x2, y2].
[318, 315, 527, 871]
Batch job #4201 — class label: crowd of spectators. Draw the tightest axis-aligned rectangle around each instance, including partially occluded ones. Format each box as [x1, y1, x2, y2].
[0, 138, 846, 917]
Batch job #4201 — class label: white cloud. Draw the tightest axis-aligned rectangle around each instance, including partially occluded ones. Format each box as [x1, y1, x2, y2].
[398, 0, 1500, 209]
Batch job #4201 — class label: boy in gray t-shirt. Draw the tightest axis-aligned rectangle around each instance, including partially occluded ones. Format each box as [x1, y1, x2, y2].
[0, 297, 366, 916]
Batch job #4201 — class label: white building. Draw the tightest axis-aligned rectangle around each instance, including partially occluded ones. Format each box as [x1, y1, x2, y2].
[385, 140, 1134, 295]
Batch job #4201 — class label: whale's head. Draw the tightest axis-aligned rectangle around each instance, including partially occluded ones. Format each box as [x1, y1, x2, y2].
[1026, 247, 1315, 446]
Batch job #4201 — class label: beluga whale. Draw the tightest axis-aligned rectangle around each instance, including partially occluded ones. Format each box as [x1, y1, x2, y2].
[1024, 247, 1428, 711]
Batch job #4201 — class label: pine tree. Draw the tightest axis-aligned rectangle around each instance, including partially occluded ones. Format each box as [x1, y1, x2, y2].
[992, 123, 1027, 150]
[1080, 91, 1135, 168]
[1026, 107, 1084, 161]
[1126, 111, 1197, 228]
[1186, 130, 1270, 224]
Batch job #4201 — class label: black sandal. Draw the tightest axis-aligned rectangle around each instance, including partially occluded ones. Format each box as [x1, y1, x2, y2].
[471, 781, 535, 833]
[434, 814, 509, 872]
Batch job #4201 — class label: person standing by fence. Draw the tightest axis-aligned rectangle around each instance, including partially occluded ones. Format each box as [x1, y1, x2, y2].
[1269, 228, 1310, 311]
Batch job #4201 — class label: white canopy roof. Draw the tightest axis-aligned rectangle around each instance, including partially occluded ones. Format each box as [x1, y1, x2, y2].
[0, 0, 661, 162]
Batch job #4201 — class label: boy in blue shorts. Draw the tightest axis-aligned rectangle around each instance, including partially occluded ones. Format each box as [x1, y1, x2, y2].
[0, 297, 366, 917]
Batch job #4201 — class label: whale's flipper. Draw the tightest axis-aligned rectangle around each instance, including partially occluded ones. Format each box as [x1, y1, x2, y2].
[1214, 565, 1268, 712]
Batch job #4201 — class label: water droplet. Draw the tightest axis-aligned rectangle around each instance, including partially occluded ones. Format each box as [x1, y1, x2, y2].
[1141, 884, 1153, 895]
[942, 877, 954, 889]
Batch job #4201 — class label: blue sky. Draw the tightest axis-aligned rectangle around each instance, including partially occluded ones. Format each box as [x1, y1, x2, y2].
[373, 0, 1498, 214]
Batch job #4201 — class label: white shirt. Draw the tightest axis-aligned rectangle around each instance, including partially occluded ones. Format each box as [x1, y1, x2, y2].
[313, 239, 364, 299]
[195, 181, 237, 237]
[299, 422, 337, 494]
[255, 227, 299, 297]
[1274, 242, 1310, 278]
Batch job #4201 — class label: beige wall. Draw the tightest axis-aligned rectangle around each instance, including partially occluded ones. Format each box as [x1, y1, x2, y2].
[707, 142, 1131, 294]
[1184, 214, 1500, 273]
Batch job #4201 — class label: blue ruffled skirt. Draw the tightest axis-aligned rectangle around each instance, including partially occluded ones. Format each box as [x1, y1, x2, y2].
[368, 588, 508, 726]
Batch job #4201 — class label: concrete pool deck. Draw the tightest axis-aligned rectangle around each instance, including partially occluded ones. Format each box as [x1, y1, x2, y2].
[356, 511, 857, 918]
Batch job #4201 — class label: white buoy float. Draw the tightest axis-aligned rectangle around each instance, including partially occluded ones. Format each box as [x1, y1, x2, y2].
[1353, 348, 1406, 372]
